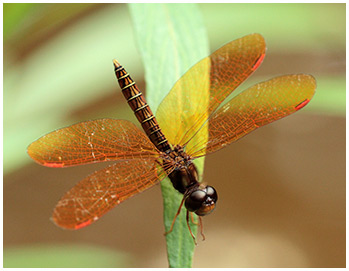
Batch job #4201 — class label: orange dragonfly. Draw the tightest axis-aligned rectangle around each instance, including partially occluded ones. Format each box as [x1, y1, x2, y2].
[27, 33, 316, 241]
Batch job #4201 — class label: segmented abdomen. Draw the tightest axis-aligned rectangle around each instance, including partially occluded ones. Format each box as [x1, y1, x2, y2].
[113, 60, 171, 153]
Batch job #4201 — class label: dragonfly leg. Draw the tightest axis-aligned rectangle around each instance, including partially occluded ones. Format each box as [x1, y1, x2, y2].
[198, 216, 205, 241]
[190, 212, 199, 225]
[186, 210, 197, 245]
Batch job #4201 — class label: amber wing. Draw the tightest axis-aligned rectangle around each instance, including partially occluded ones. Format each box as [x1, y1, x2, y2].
[27, 119, 159, 167]
[187, 74, 316, 158]
[156, 33, 266, 153]
[52, 158, 166, 229]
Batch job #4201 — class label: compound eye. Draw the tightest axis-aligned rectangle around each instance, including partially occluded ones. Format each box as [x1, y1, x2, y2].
[185, 190, 206, 212]
[194, 186, 218, 216]
[206, 186, 218, 202]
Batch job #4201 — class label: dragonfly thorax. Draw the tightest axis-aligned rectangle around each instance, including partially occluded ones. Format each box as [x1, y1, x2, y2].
[164, 145, 218, 216]
[163, 145, 197, 194]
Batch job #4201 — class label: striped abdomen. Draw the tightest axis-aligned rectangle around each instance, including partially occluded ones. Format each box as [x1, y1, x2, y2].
[113, 59, 171, 153]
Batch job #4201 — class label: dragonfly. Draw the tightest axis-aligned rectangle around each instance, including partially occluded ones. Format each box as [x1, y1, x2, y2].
[27, 33, 316, 242]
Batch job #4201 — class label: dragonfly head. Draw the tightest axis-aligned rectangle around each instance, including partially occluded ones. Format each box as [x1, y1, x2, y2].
[185, 185, 218, 216]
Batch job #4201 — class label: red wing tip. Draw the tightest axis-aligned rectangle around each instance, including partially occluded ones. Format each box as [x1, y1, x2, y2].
[295, 99, 311, 111]
[75, 220, 93, 229]
[43, 162, 65, 168]
[51, 218, 93, 230]
[252, 53, 265, 71]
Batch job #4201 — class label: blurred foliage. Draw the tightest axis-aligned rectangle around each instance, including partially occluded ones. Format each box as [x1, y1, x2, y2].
[311, 76, 345, 115]
[201, 3, 345, 53]
[4, 244, 129, 268]
[4, 3, 97, 42]
[3, 3, 345, 268]
[4, 3, 34, 39]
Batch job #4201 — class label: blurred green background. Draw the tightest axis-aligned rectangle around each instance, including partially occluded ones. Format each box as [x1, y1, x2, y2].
[4, 3, 345, 267]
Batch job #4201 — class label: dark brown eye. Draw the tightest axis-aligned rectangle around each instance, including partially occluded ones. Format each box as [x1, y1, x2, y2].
[184, 186, 218, 215]
[185, 190, 206, 212]
[194, 186, 218, 216]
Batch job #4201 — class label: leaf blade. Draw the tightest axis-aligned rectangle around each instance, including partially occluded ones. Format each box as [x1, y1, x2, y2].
[129, 3, 209, 267]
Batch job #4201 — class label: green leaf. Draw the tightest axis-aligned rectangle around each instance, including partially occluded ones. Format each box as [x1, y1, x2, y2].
[128, 3, 209, 268]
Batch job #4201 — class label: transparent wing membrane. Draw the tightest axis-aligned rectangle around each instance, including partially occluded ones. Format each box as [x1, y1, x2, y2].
[52, 158, 166, 229]
[188, 74, 316, 157]
[156, 34, 266, 155]
[28, 119, 159, 167]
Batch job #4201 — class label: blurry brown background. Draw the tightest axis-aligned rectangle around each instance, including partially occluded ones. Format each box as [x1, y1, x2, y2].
[4, 3, 345, 267]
